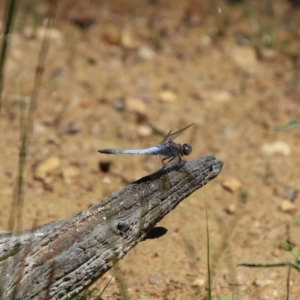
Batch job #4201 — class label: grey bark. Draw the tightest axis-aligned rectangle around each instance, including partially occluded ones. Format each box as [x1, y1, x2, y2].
[0, 155, 223, 300]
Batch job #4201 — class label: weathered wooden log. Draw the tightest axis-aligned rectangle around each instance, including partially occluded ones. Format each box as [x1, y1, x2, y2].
[0, 155, 223, 300]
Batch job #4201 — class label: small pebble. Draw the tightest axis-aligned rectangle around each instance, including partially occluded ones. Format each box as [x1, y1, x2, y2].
[33, 122, 47, 134]
[213, 90, 231, 103]
[102, 25, 120, 45]
[274, 185, 297, 202]
[200, 35, 212, 45]
[60, 122, 80, 135]
[121, 29, 139, 49]
[280, 200, 296, 212]
[90, 124, 101, 135]
[222, 177, 242, 192]
[137, 125, 152, 137]
[34, 156, 61, 181]
[260, 48, 278, 62]
[225, 204, 236, 214]
[37, 28, 63, 41]
[254, 278, 274, 287]
[158, 90, 177, 103]
[102, 177, 112, 184]
[229, 46, 257, 73]
[149, 272, 163, 286]
[114, 98, 126, 111]
[125, 97, 147, 115]
[137, 45, 155, 60]
[262, 141, 291, 156]
[62, 166, 80, 184]
[191, 278, 205, 287]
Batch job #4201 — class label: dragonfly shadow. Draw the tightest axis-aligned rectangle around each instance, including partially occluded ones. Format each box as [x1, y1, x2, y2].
[133, 161, 188, 237]
[133, 160, 187, 186]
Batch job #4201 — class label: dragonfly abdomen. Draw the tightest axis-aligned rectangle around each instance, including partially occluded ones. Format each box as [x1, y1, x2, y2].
[98, 146, 160, 155]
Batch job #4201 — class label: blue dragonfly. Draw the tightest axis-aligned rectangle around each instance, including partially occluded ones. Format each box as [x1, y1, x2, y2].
[98, 123, 194, 167]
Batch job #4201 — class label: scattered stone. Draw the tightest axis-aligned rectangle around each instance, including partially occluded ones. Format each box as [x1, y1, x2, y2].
[137, 125, 152, 137]
[225, 204, 236, 214]
[34, 156, 61, 181]
[114, 98, 126, 111]
[33, 122, 47, 134]
[60, 122, 80, 135]
[274, 184, 297, 202]
[191, 278, 205, 287]
[149, 272, 163, 286]
[212, 90, 232, 103]
[134, 76, 150, 87]
[121, 29, 139, 50]
[200, 35, 212, 45]
[37, 28, 63, 41]
[262, 141, 291, 156]
[23, 26, 35, 39]
[254, 278, 274, 287]
[102, 25, 120, 45]
[222, 177, 242, 192]
[183, 11, 201, 27]
[125, 97, 147, 115]
[62, 166, 80, 184]
[102, 177, 112, 184]
[259, 48, 278, 62]
[229, 46, 257, 73]
[236, 272, 248, 285]
[222, 126, 236, 139]
[137, 45, 155, 60]
[90, 124, 101, 135]
[280, 200, 296, 212]
[158, 90, 177, 103]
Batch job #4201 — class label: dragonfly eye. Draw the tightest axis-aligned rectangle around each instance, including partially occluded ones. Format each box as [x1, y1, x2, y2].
[182, 143, 192, 156]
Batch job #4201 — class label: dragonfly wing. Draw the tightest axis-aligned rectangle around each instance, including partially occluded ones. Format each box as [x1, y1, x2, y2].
[160, 123, 194, 143]
[148, 155, 172, 193]
[146, 154, 162, 173]
[160, 129, 172, 144]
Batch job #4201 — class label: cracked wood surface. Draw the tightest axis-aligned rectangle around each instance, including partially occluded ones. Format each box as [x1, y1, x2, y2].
[0, 154, 223, 300]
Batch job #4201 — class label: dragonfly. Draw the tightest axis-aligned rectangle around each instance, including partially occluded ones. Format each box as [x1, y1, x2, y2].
[98, 123, 194, 167]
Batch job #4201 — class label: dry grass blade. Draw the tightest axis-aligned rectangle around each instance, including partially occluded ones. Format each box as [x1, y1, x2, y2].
[0, 0, 18, 112]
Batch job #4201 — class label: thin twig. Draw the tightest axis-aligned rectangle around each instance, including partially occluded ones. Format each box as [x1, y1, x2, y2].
[239, 262, 300, 273]
[286, 265, 291, 300]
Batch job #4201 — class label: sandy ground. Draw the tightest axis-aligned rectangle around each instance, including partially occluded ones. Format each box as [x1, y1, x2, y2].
[1, 0, 300, 299]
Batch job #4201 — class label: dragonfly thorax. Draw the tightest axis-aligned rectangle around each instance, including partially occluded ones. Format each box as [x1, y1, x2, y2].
[181, 143, 192, 156]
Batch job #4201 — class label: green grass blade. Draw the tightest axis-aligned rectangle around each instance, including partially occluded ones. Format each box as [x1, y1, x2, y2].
[205, 199, 212, 300]
[275, 120, 300, 131]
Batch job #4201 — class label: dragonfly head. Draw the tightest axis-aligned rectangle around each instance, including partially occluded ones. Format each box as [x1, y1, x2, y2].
[182, 143, 192, 156]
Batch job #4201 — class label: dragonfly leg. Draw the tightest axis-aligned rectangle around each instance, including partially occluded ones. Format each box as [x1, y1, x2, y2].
[162, 156, 175, 166]
[162, 153, 185, 166]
